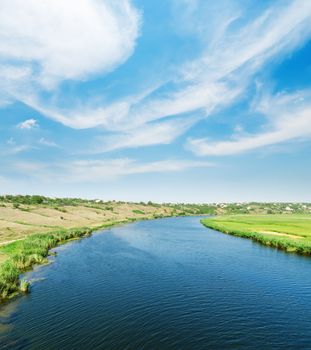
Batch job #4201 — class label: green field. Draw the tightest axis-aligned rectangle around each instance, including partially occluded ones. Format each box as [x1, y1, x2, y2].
[201, 215, 311, 255]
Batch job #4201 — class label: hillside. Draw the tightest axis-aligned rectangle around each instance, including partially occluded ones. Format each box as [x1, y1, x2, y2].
[0, 195, 188, 249]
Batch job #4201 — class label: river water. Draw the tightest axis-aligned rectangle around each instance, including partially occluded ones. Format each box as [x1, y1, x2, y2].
[1, 217, 311, 349]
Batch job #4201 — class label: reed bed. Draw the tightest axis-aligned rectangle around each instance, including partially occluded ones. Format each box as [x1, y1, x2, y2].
[0, 227, 95, 300]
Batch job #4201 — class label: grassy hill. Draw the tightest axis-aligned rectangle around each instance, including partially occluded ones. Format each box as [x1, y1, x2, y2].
[0, 197, 182, 248]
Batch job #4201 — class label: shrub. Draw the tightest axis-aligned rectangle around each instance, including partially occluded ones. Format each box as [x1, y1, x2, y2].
[132, 209, 145, 215]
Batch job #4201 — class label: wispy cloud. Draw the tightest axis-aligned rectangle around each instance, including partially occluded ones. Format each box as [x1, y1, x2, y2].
[1, 144, 31, 156]
[64, 158, 213, 182]
[2, 138, 33, 156]
[38, 137, 59, 148]
[7, 158, 214, 183]
[93, 117, 198, 153]
[187, 90, 311, 156]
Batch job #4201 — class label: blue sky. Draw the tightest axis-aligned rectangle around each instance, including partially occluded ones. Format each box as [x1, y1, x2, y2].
[0, 0, 310, 202]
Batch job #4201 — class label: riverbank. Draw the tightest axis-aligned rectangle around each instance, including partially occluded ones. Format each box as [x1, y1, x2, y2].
[0, 220, 132, 301]
[201, 215, 311, 255]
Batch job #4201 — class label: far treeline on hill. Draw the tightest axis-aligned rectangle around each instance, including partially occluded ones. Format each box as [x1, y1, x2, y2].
[1, 194, 311, 215]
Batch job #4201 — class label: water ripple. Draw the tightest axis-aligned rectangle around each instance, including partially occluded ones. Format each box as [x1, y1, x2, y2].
[1, 217, 311, 349]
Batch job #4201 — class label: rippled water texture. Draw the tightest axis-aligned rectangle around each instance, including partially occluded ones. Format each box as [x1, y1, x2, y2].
[1, 217, 311, 349]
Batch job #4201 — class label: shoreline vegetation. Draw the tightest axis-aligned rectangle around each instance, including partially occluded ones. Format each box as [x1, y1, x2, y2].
[0, 220, 143, 302]
[201, 215, 311, 256]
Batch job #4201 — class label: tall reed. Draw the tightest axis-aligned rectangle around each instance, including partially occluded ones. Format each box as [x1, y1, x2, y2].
[0, 227, 93, 301]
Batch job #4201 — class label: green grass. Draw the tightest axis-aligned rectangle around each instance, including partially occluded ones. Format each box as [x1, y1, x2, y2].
[0, 220, 130, 302]
[0, 228, 91, 300]
[132, 209, 145, 215]
[201, 215, 311, 255]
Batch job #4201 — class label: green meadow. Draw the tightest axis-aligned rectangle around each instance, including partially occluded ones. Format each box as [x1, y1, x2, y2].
[201, 215, 311, 255]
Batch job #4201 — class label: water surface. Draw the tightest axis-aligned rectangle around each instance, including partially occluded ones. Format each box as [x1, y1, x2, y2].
[1, 217, 311, 349]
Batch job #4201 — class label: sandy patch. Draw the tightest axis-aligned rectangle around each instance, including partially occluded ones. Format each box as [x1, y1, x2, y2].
[260, 231, 299, 239]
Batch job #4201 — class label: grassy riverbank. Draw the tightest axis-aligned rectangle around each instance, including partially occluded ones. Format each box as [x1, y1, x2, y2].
[201, 215, 311, 255]
[0, 221, 135, 301]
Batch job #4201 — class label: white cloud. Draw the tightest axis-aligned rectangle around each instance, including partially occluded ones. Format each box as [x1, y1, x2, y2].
[38, 138, 59, 148]
[0, 0, 140, 89]
[6, 138, 15, 146]
[93, 117, 198, 152]
[1, 144, 31, 156]
[7, 158, 214, 183]
[65, 158, 213, 182]
[187, 91, 311, 156]
[178, 0, 311, 81]
[23, 98, 132, 130]
[1, 0, 311, 154]
[17, 119, 38, 129]
[20, 0, 311, 152]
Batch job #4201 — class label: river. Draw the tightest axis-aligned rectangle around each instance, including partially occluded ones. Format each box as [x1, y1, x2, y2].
[1, 217, 311, 349]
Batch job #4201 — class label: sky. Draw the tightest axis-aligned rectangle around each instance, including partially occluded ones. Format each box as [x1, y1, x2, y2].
[0, 0, 310, 203]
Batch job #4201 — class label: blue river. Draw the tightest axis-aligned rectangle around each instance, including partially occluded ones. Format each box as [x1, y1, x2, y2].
[1, 217, 311, 349]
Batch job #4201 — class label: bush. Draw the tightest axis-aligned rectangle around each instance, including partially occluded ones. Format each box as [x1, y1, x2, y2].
[132, 209, 145, 215]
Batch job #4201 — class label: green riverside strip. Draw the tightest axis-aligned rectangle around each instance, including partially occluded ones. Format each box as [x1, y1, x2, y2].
[201, 215, 311, 256]
[0, 220, 135, 302]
